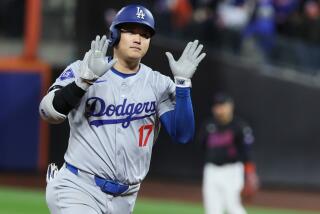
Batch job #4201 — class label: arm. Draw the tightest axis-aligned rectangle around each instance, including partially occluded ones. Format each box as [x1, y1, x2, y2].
[238, 124, 255, 169]
[238, 123, 259, 198]
[161, 40, 206, 143]
[39, 35, 116, 124]
[160, 87, 194, 144]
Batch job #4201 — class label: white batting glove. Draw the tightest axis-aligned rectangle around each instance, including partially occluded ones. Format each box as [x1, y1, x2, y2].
[46, 163, 59, 183]
[76, 35, 117, 90]
[88, 35, 117, 77]
[166, 40, 206, 87]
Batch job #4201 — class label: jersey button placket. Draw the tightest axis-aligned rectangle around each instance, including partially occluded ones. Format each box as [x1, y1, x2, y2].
[116, 82, 127, 181]
[116, 127, 124, 180]
[121, 82, 127, 98]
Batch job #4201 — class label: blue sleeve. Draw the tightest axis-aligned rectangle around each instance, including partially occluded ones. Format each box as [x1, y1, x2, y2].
[160, 87, 195, 144]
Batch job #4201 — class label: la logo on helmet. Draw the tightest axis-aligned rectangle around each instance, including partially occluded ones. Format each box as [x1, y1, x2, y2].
[136, 7, 145, 19]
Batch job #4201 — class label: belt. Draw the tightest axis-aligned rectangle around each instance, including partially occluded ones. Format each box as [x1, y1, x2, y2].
[65, 162, 129, 196]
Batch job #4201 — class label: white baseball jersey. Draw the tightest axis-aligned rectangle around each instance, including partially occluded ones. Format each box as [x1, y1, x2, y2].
[51, 59, 176, 185]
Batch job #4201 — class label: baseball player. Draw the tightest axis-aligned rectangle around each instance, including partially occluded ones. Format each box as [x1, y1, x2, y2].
[198, 93, 259, 214]
[39, 4, 206, 214]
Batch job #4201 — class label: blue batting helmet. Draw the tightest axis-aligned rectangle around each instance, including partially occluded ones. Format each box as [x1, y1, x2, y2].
[108, 4, 155, 46]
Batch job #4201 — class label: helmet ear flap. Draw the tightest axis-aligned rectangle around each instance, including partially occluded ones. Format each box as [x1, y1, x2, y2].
[108, 26, 120, 47]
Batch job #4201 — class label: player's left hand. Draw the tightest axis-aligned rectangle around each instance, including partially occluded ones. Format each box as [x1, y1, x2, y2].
[166, 40, 206, 87]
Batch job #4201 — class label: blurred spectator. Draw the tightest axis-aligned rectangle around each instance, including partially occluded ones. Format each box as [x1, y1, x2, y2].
[299, 0, 320, 44]
[198, 93, 259, 214]
[294, 0, 320, 72]
[171, 0, 193, 30]
[189, 0, 254, 53]
[242, 0, 276, 61]
[215, 0, 255, 53]
[129, 0, 320, 73]
[154, 0, 193, 37]
[273, 0, 299, 36]
[188, 0, 218, 44]
[154, 0, 174, 35]
[217, 0, 252, 30]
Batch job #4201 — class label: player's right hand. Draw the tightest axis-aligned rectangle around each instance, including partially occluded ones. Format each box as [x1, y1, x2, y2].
[77, 35, 117, 89]
[88, 35, 117, 77]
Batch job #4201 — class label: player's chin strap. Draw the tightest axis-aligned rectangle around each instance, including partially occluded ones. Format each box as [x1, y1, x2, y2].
[174, 76, 192, 88]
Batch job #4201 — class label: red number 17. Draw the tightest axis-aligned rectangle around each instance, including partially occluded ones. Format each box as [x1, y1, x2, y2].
[138, 124, 153, 147]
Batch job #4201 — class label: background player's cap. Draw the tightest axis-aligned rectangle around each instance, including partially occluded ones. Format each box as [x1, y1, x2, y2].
[109, 4, 155, 46]
[212, 92, 234, 105]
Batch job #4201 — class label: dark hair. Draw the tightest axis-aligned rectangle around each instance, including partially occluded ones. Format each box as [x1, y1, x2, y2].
[212, 92, 234, 105]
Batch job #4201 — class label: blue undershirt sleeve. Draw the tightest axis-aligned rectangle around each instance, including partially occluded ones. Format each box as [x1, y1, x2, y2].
[160, 87, 195, 144]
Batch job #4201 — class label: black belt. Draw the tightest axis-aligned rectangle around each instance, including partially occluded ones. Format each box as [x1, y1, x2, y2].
[65, 162, 129, 196]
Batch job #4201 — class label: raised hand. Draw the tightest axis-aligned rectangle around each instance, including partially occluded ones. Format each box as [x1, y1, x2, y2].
[88, 35, 117, 77]
[77, 35, 117, 89]
[166, 40, 206, 87]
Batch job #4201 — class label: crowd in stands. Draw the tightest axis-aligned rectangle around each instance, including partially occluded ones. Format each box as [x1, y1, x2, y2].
[1, 0, 319, 74]
[153, 0, 320, 74]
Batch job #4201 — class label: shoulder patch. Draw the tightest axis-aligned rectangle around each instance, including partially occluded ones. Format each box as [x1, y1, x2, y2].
[59, 68, 75, 80]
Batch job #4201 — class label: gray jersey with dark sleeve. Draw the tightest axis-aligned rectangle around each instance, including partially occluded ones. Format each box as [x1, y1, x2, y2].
[50, 59, 176, 185]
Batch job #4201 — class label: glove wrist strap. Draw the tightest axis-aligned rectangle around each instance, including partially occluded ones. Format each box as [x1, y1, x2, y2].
[174, 76, 192, 88]
[78, 65, 100, 89]
[75, 78, 91, 90]
[81, 70, 99, 83]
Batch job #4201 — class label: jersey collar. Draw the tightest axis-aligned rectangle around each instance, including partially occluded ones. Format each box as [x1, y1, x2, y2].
[108, 56, 140, 79]
[110, 67, 139, 79]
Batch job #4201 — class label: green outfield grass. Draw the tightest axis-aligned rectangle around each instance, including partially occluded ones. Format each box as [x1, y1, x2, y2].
[0, 186, 318, 214]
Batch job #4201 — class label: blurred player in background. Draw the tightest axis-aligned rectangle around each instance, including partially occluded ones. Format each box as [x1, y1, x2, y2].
[198, 92, 259, 214]
[39, 4, 206, 214]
